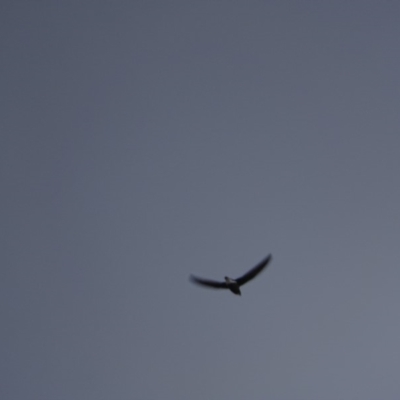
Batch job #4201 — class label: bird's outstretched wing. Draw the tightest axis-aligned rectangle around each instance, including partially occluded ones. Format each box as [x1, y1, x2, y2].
[189, 275, 228, 289]
[235, 254, 272, 287]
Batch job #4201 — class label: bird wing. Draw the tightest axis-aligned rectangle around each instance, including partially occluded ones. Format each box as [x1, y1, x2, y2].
[235, 254, 272, 287]
[189, 275, 228, 289]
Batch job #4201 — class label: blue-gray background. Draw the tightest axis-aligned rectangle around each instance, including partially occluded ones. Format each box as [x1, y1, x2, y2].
[2, 2, 400, 399]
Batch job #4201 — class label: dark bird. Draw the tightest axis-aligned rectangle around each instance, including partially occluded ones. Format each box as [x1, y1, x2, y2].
[190, 254, 272, 296]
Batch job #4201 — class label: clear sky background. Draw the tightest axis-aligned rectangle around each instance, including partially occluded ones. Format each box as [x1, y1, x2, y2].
[2, 2, 400, 399]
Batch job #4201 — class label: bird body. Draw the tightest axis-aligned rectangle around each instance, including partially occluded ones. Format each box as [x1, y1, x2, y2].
[190, 254, 272, 296]
[224, 277, 242, 295]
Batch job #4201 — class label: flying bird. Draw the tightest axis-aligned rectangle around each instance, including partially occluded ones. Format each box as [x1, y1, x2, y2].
[190, 254, 272, 296]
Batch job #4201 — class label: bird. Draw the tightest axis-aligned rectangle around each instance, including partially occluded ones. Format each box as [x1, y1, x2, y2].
[189, 254, 272, 296]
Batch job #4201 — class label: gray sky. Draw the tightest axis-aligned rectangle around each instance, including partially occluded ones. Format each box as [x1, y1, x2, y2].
[2, 2, 400, 399]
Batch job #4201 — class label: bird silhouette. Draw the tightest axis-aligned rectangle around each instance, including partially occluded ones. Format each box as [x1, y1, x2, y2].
[190, 254, 272, 296]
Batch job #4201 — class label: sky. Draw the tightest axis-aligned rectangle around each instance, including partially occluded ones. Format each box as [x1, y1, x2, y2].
[2, 1, 400, 399]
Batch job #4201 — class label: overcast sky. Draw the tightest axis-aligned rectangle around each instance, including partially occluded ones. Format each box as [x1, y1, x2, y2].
[2, 2, 400, 399]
